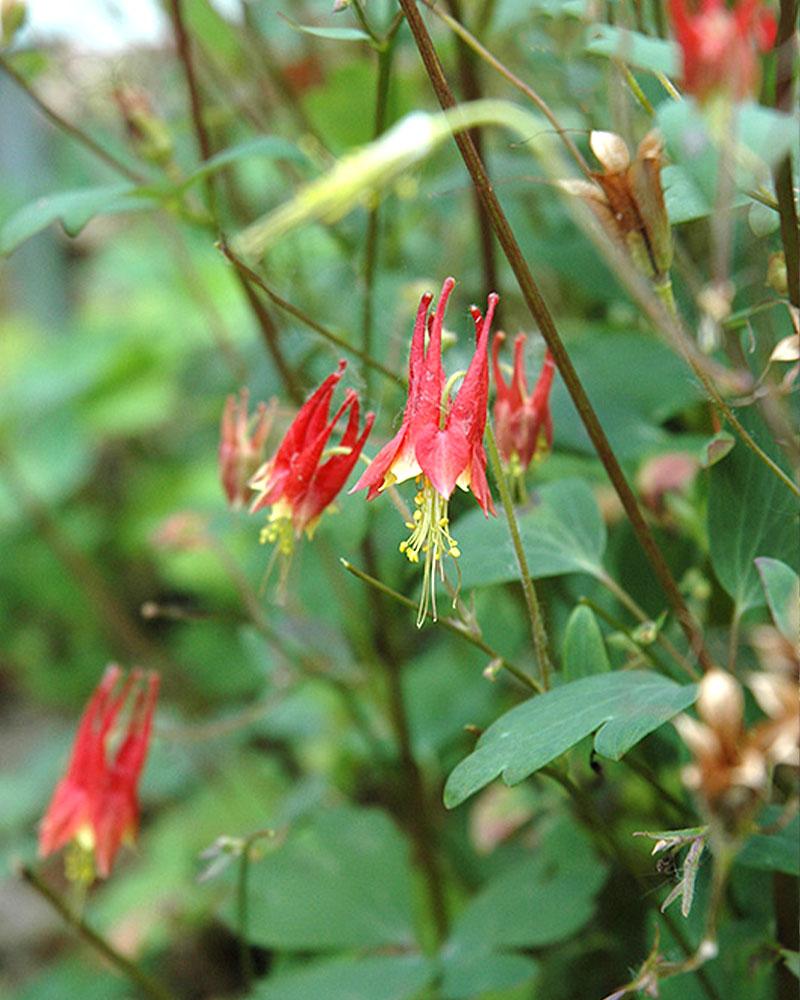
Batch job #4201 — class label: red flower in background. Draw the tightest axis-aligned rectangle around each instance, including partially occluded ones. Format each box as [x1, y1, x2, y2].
[250, 360, 373, 550]
[492, 333, 555, 474]
[219, 387, 273, 509]
[668, 0, 777, 103]
[39, 666, 159, 880]
[352, 278, 497, 624]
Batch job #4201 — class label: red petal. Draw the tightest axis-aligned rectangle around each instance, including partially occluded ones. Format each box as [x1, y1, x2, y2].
[415, 422, 471, 499]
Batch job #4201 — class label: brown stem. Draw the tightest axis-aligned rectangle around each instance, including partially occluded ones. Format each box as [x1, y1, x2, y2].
[397, 0, 715, 674]
[18, 865, 175, 1000]
[773, 0, 800, 308]
[422, 0, 594, 180]
[219, 241, 400, 383]
[0, 56, 145, 184]
[231, 267, 305, 404]
[168, 0, 218, 217]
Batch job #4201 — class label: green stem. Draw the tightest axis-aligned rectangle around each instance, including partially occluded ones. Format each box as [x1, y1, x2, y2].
[19, 865, 175, 1000]
[361, 35, 398, 400]
[0, 55, 145, 183]
[340, 558, 541, 693]
[397, 0, 716, 675]
[485, 425, 553, 689]
[576, 596, 674, 675]
[596, 570, 700, 681]
[237, 829, 275, 990]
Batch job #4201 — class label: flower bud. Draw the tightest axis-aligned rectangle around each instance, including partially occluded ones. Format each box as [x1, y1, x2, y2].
[113, 86, 174, 168]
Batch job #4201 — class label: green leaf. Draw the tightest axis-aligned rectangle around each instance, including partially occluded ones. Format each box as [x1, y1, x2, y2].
[700, 430, 736, 468]
[755, 558, 799, 641]
[737, 809, 799, 876]
[584, 24, 678, 76]
[707, 412, 799, 612]
[441, 952, 539, 998]
[663, 165, 748, 225]
[175, 136, 310, 192]
[456, 478, 607, 590]
[446, 817, 607, 951]
[245, 806, 418, 949]
[780, 951, 800, 980]
[254, 955, 434, 1000]
[549, 333, 705, 459]
[279, 14, 370, 41]
[0, 185, 156, 256]
[444, 672, 697, 808]
[658, 100, 799, 210]
[563, 605, 611, 680]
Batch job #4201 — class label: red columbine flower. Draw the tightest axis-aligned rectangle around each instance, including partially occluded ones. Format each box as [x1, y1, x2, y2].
[669, 0, 777, 104]
[249, 360, 374, 552]
[352, 278, 497, 624]
[219, 388, 273, 509]
[492, 333, 555, 479]
[39, 666, 159, 880]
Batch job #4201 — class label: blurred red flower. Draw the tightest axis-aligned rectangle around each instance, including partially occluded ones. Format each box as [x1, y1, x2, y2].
[669, 0, 777, 103]
[219, 387, 273, 509]
[39, 666, 159, 880]
[492, 333, 555, 474]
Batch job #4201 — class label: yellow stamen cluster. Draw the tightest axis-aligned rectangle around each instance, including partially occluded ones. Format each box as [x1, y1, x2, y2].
[259, 504, 294, 556]
[399, 476, 461, 626]
[64, 835, 95, 886]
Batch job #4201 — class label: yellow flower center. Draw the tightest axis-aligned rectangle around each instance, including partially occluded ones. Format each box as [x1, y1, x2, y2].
[399, 476, 461, 627]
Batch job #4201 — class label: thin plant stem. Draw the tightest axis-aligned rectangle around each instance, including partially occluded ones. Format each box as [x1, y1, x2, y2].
[361, 33, 398, 400]
[0, 55, 145, 183]
[485, 425, 553, 689]
[421, 0, 594, 181]
[232, 266, 305, 404]
[237, 829, 275, 990]
[18, 865, 175, 1000]
[397, 0, 716, 675]
[596, 570, 700, 681]
[656, 280, 800, 501]
[168, 0, 218, 219]
[340, 558, 542, 693]
[218, 241, 401, 383]
[576, 596, 674, 675]
[538, 772, 722, 1000]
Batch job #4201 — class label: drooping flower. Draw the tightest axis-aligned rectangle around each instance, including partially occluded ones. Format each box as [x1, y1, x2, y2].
[674, 665, 798, 836]
[492, 332, 555, 480]
[560, 131, 673, 281]
[219, 388, 273, 509]
[352, 278, 497, 624]
[249, 360, 374, 553]
[668, 0, 777, 104]
[39, 666, 159, 880]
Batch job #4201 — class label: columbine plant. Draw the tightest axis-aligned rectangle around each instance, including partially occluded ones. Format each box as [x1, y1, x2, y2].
[39, 666, 159, 882]
[492, 332, 555, 497]
[249, 360, 373, 559]
[353, 278, 497, 625]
